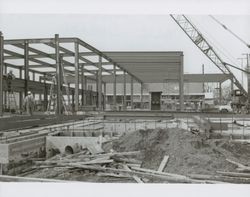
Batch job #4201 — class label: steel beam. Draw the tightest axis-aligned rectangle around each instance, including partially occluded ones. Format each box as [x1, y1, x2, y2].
[24, 41, 29, 96]
[98, 56, 102, 111]
[113, 64, 117, 109]
[74, 42, 79, 112]
[131, 77, 134, 109]
[123, 71, 126, 110]
[0, 32, 3, 116]
[77, 39, 142, 84]
[4, 38, 54, 45]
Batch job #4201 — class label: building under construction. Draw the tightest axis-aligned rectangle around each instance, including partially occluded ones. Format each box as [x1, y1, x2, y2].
[0, 15, 250, 183]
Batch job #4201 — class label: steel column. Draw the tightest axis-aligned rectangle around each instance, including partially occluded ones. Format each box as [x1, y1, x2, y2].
[74, 42, 79, 112]
[44, 74, 48, 111]
[0, 32, 3, 116]
[219, 82, 222, 105]
[95, 71, 98, 107]
[84, 76, 87, 105]
[179, 54, 184, 111]
[98, 56, 102, 111]
[19, 68, 23, 110]
[81, 64, 84, 106]
[104, 82, 106, 110]
[55, 34, 62, 115]
[113, 64, 117, 110]
[123, 71, 126, 110]
[24, 41, 29, 96]
[246, 54, 250, 101]
[131, 77, 134, 109]
[140, 82, 143, 109]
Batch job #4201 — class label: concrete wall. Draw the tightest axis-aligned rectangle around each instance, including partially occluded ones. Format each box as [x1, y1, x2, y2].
[8, 137, 46, 162]
[0, 144, 9, 164]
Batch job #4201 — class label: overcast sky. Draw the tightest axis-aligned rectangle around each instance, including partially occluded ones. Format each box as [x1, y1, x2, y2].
[0, 0, 250, 87]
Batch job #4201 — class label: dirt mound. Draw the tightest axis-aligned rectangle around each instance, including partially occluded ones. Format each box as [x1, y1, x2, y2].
[106, 128, 249, 176]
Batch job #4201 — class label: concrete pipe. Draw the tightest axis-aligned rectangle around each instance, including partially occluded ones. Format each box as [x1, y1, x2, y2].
[64, 143, 81, 155]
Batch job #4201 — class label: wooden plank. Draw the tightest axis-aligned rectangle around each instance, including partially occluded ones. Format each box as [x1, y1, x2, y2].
[217, 171, 250, 178]
[123, 164, 144, 183]
[0, 174, 66, 182]
[97, 172, 130, 178]
[226, 159, 250, 171]
[157, 155, 169, 172]
[189, 173, 250, 184]
[62, 163, 207, 183]
[127, 166, 214, 183]
[35, 159, 113, 166]
[112, 157, 142, 165]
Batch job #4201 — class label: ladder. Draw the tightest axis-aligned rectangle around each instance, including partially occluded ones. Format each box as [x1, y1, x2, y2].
[46, 61, 72, 114]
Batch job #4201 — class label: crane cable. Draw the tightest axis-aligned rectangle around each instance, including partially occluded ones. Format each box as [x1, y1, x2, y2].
[209, 15, 250, 49]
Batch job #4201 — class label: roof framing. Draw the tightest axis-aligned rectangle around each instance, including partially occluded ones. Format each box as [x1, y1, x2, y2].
[3, 36, 143, 84]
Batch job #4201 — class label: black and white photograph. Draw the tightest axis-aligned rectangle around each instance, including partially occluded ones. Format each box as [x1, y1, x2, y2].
[0, 0, 250, 196]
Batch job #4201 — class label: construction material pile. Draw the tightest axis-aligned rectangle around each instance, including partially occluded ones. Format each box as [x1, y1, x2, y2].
[106, 128, 250, 176]
[21, 128, 250, 183]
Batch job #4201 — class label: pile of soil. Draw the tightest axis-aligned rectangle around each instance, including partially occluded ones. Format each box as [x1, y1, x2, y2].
[105, 128, 250, 176]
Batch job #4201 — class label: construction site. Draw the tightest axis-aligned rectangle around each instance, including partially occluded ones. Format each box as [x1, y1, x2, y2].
[0, 14, 250, 184]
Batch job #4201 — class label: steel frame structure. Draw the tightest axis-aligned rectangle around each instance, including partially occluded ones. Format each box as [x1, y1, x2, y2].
[0, 33, 143, 116]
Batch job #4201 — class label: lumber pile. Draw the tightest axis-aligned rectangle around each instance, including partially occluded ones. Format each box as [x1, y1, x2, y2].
[31, 151, 224, 183]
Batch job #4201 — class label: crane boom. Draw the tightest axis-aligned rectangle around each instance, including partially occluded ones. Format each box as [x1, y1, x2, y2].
[170, 15, 247, 97]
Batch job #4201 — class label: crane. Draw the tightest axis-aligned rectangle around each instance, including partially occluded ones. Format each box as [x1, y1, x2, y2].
[170, 15, 248, 100]
[209, 15, 250, 49]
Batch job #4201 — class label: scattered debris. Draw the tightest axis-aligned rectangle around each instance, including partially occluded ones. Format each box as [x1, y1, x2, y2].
[18, 127, 250, 183]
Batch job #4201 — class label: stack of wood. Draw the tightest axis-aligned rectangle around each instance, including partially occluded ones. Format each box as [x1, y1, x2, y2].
[32, 151, 223, 183]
